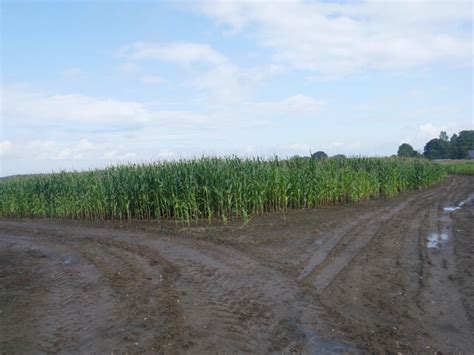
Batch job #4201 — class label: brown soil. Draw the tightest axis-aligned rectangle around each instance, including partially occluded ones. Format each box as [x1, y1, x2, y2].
[1, 175, 473, 353]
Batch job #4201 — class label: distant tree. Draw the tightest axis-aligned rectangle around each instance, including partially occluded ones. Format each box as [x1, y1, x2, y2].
[450, 133, 460, 159]
[449, 130, 474, 159]
[423, 138, 450, 159]
[289, 155, 310, 162]
[311, 151, 328, 160]
[439, 131, 449, 142]
[397, 143, 419, 157]
[332, 154, 346, 159]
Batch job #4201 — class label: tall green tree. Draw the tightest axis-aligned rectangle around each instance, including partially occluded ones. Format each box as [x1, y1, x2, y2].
[423, 138, 450, 159]
[397, 143, 419, 157]
[449, 130, 474, 159]
[439, 131, 449, 142]
[311, 151, 328, 160]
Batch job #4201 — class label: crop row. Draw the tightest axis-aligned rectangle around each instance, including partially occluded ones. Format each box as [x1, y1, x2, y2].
[0, 157, 446, 223]
[442, 161, 474, 175]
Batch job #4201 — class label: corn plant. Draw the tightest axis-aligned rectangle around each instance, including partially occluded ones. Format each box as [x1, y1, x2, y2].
[442, 161, 474, 175]
[0, 157, 447, 223]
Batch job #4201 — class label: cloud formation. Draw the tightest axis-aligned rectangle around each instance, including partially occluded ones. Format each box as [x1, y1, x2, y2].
[1, 1, 471, 176]
[196, 0, 471, 76]
[120, 40, 282, 102]
[120, 42, 227, 65]
[2, 85, 212, 126]
[2, 85, 322, 131]
[0, 138, 136, 162]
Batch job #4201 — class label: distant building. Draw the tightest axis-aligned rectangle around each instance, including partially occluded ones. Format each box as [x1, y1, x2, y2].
[468, 150, 474, 159]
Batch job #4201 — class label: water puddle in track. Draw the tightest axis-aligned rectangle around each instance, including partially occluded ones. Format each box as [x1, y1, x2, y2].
[298, 324, 358, 353]
[420, 187, 474, 348]
[443, 206, 460, 212]
[427, 233, 449, 249]
[434, 194, 474, 248]
[63, 256, 75, 265]
[443, 193, 474, 213]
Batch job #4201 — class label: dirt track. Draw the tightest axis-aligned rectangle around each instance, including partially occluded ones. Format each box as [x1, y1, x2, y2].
[1, 175, 473, 353]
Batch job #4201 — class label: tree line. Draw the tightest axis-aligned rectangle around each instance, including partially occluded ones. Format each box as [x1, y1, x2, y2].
[397, 130, 474, 160]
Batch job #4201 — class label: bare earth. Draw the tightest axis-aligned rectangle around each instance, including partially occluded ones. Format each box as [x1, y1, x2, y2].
[1, 175, 473, 353]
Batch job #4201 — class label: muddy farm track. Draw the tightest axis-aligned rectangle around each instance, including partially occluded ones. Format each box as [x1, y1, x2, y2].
[1, 175, 473, 354]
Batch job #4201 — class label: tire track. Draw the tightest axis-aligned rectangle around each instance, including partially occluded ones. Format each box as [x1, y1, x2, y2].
[49, 236, 186, 353]
[299, 181, 454, 289]
[416, 178, 474, 352]
[314, 175, 474, 352]
[1, 175, 472, 354]
[0, 235, 116, 354]
[0, 218, 352, 353]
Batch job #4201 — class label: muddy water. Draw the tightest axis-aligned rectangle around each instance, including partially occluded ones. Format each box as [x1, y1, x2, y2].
[1, 175, 473, 353]
[426, 232, 449, 248]
[443, 192, 474, 212]
[433, 193, 473, 247]
[420, 190, 474, 352]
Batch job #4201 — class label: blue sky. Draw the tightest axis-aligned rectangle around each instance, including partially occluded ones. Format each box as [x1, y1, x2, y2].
[1, 0, 472, 176]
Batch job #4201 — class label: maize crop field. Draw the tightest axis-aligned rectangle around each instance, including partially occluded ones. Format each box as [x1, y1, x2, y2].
[441, 161, 474, 175]
[0, 157, 446, 223]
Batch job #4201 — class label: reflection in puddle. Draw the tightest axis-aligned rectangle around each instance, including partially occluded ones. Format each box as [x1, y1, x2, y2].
[299, 324, 358, 353]
[444, 194, 474, 212]
[427, 233, 449, 249]
[443, 206, 460, 212]
[63, 256, 75, 265]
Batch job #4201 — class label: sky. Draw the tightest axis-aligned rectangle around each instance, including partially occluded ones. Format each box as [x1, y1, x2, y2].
[1, 0, 473, 176]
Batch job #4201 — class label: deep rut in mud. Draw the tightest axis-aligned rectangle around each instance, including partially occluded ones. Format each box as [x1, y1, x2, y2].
[1, 175, 473, 353]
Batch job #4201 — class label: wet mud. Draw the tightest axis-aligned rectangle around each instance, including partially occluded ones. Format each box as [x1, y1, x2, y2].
[1, 175, 473, 353]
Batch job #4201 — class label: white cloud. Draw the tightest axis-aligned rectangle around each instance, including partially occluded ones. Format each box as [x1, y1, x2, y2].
[120, 42, 227, 65]
[1, 138, 136, 162]
[117, 62, 165, 85]
[195, 94, 324, 124]
[2, 85, 323, 136]
[415, 121, 470, 143]
[120, 40, 282, 102]
[329, 142, 344, 148]
[1, 86, 212, 127]
[418, 122, 446, 140]
[250, 94, 324, 115]
[61, 67, 84, 79]
[139, 75, 165, 85]
[404, 122, 471, 150]
[190, 62, 282, 102]
[197, 0, 472, 76]
[0, 140, 13, 156]
[284, 95, 324, 112]
[1, 83, 325, 175]
[3, 86, 151, 123]
[118, 62, 139, 74]
[280, 143, 312, 155]
[157, 149, 178, 160]
[327, 141, 360, 152]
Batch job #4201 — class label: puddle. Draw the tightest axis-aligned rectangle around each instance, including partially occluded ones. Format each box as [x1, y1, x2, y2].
[427, 233, 449, 249]
[299, 325, 358, 353]
[443, 206, 460, 212]
[444, 193, 474, 212]
[63, 256, 75, 265]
